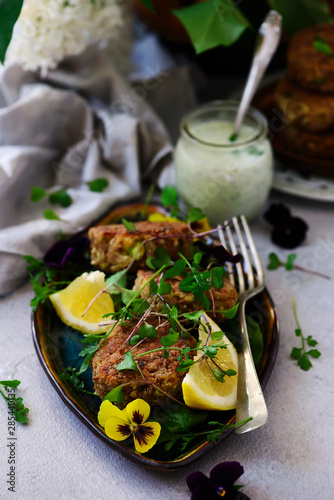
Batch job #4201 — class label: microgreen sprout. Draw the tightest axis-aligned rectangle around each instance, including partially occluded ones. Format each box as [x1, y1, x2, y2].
[267, 252, 331, 280]
[290, 299, 321, 371]
[0, 380, 29, 424]
[60, 367, 98, 396]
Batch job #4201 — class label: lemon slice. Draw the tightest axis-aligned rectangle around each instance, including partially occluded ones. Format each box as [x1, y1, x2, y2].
[49, 271, 114, 334]
[182, 313, 238, 410]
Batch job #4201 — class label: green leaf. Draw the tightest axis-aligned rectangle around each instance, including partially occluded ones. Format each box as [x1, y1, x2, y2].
[149, 280, 158, 296]
[147, 247, 173, 270]
[185, 207, 205, 224]
[268, 0, 332, 36]
[0, 380, 21, 389]
[203, 345, 218, 358]
[183, 311, 204, 323]
[211, 368, 226, 383]
[177, 359, 195, 372]
[132, 299, 150, 315]
[313, 36, 332, 56]
[0, 0, 24, 63]
[116, 351, 138, 371]
[122, 218, 137, 232]
[267, 252, 281, 270]
[211, 266, 225, 289]
[160, 329, 179, 347]
[246, 316, 264, 364]
[157, 277, 172, 296]
[306, 336, 318, 347]
[307, 349, 321, 359]
[31, 186, 46, 202]
[104, 386, 124, 404]
[87, 178, 109, 192]
[12, 398, 29, 424]
[49, 190, 72, 208]
[285, 253, 297, 271]
[129, 335, 140, 346]
[105, 269, 127, 293]
[225, 368, 237, 376]
[210, 331, 224, 341]
[161, 185, 178, 208]
[173, 0, 250, 54]
[167, 305, 179, 322]
[138, 323, 158, 340]
[193, 252, 203, 265]
[298, 352, 313, 371]
[220, 303, 239, 319]
[60, 367, 84, 391]
[79, 343, 101, 357]
[164, 259, 186, 278]
[290, 347, 302, 360]
[295, 328, 302, 337]
[44, 209, 62, 221]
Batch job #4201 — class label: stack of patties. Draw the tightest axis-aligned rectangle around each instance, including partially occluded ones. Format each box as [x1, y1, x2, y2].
[276, 23, 334, 158]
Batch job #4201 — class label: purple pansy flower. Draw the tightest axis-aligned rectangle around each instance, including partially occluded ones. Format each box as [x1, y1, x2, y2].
[264, 203, 308, 249]
[195, 241, 242, 265]
[187, 461, 250, 500]
[43, 235, 89, 268]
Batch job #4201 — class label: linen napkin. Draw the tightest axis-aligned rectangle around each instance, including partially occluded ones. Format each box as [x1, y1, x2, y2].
[0, 47, 176, 296]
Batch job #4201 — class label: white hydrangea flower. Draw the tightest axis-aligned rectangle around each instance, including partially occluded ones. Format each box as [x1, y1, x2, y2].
[6, 0, 131, 76]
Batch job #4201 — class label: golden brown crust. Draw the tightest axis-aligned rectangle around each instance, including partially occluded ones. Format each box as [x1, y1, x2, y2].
[90, 316, 196, 407]
[88, 221, 193, 272]
[287, 23, 334, 93]
[133, 269, 238, 323]
[276, 77, 334, 132]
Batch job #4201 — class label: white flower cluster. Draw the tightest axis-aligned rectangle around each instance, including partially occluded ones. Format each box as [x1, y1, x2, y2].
[6, 0, 130, 75]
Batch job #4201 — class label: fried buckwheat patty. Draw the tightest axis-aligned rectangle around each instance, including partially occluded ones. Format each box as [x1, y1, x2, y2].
[276, 77, 334, 133]
[88, 221, 193, 272]
[90, 316, 197, 407]
[133, 269, 238, 323]
[287, 23, 334, 93]
[283, 124, 334, 158]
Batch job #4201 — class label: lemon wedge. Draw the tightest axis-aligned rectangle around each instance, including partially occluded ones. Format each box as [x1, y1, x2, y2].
[49, 271, 114, 334]
[182, 313, 238, 410]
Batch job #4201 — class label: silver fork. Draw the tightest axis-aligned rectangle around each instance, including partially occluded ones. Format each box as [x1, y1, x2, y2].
[218, 215, 268, 434]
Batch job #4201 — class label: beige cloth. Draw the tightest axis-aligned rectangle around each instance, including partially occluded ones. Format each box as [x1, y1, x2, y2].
[0, 47, 175, 296]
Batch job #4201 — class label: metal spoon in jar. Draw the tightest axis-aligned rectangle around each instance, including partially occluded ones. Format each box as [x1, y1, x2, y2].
[231, 10, 282, 140]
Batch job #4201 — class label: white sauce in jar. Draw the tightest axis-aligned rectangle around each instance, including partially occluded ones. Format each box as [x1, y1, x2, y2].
[175, 104, 273, 225]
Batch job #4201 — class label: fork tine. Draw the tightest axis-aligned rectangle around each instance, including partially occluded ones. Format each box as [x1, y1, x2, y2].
[240, 215, 264, 287]
[217, 224, 235, 288]
[225, 220, 245, 293]
[232, 217, 254, 289]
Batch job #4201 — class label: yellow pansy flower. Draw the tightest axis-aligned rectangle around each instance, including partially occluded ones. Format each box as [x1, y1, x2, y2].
[148, 212, 181, 223]
[98, 399, 161, 454]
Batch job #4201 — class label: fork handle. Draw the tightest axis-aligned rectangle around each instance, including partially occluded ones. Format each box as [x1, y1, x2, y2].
[234, 302, 268, 434]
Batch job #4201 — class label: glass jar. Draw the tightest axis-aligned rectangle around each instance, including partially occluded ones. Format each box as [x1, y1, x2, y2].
[174, 100, 273, 225]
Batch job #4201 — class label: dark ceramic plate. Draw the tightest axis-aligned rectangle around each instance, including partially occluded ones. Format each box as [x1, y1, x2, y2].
[32, 203, 279, 471]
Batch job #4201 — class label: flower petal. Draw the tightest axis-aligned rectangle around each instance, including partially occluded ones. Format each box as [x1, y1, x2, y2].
[271, 217, 308, 249]
[210, 461, 244, 488]
[43, 235, 89, 268]
[186, 471, 210, 492]
[264, 203, 291, 225]
[98, 400, 128, 428]
[133, 422, 161, 453]
[125, 398, 151, 425]
[105, 417, 132, 441]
